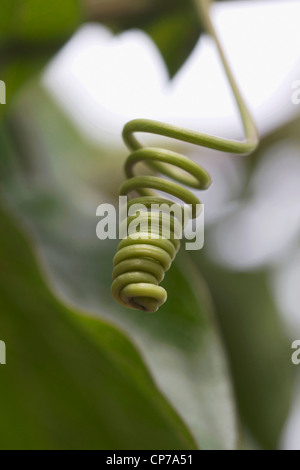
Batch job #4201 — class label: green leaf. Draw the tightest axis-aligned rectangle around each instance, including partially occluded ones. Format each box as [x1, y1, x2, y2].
[144, 7, 202, 78]
[194, 254, 295, 449]
[0, 85, 239, 450]
[0, 0, 81, 41]
[85, 0, 203, 78]
[0, 202, 197, 450]
[82, 0, 248, 78]
[0, 0, 81, 103]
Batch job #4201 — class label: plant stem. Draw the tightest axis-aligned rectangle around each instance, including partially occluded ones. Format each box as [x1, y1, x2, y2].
[122, 0, 259, 157]
[193, 0, 258, 149]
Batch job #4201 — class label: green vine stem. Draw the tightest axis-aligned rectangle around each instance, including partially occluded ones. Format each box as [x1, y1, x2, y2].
[123, 0, 258, 155]
[112, 0, 259, 313]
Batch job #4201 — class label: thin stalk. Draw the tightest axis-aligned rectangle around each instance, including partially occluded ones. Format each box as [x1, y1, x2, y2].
[123, 0, 259, 156]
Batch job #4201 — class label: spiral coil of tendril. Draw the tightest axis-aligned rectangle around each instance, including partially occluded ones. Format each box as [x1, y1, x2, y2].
[111, 0, 259, 313]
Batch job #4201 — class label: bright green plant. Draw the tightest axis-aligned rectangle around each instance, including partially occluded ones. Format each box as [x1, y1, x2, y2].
[0, 0, 296, 450]
[112, 0, 258, 312]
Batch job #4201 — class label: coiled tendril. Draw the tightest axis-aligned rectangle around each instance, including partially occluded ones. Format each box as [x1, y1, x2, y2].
[112, 0, 259, 313]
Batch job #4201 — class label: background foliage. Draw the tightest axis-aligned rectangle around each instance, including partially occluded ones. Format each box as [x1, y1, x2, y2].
[0, 0, 297, 450]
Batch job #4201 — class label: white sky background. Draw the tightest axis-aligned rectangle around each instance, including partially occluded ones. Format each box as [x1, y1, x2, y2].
[43, 0, 300, 145]
[42, 0, 300, 450]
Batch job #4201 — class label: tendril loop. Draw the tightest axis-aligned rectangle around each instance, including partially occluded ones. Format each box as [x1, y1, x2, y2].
[111, 0, 258, 312]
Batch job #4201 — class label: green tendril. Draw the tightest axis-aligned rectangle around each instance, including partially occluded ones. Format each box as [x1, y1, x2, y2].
[112, 0, 259, 313]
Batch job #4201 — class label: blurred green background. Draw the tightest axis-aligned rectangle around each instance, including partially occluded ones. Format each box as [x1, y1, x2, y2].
[0, 0, 299, 450]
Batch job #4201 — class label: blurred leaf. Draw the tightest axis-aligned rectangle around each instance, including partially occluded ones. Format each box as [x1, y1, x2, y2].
[144, 7, 201, 78]
[0, 86, 239, 450]
[84, 0, 203, 78]
[0, 0, 253, 105]
[0, 0, 81, 103]
[194, 254, 295, 449]
[83, 0, 247, 77]
[0, 0, 81, 41]
[83, 0, 165, 21]
[0, 202, 197, 450]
